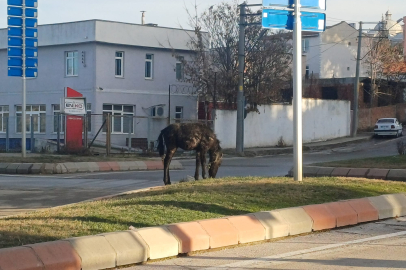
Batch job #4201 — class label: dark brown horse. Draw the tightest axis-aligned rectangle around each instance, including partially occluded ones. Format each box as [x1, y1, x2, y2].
[157, 123, 223, 185]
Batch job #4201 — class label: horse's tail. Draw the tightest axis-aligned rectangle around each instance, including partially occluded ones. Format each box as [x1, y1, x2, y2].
[157, 132, 165, 159]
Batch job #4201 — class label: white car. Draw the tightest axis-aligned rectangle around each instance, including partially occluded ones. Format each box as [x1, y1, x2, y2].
[374, 118, 403, 137]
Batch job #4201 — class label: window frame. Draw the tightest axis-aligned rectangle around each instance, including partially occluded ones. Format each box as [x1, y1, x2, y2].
[175, 106, 183, 119]
[145, 54, 154, 80]
[16, 105, 47, 134]
[52, 104, 66, 134]
[102, 104, 134, 134]
[176, 56, 184, 81]
[115, 51, 124, 78]
[65, 51, 78, 77]
[0, 105, 9, 133]
[302, 39, 310, 53]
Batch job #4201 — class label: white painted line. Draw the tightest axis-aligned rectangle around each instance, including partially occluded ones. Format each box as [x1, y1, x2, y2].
[203, 230, 406, 270]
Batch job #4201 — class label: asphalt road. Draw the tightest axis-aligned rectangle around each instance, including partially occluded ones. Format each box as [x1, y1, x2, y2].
[0, 135, 401, 217]
[123, 217, 406, 269]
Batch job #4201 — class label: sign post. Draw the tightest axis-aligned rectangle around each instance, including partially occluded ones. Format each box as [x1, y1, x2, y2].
[7, 0, 38, 158]
[262, 0, 326, 181]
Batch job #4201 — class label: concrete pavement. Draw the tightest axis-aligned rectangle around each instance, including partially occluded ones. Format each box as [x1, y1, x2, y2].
[131, 217, 406, 270]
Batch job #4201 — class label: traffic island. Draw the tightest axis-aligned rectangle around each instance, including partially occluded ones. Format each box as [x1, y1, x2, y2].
[0, 160, 183, 175]
[0, 193, 404, 270]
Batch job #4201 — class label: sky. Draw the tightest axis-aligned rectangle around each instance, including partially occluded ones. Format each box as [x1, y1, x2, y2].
[0, 0, 405, 30]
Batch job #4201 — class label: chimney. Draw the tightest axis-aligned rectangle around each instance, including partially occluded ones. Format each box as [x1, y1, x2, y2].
[141, 11, 146, 25]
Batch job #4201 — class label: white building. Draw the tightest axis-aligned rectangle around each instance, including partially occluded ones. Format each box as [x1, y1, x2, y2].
[0, 20, 198, 149]
[303, 21, 369, 79]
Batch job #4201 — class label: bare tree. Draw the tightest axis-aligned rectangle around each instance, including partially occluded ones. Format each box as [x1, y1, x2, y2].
[364, 30, 406, 106]
[179, 0, 293, 111]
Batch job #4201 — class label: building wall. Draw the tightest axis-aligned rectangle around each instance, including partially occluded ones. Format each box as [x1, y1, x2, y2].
[214, 99, 351, 149]
[303, 34, 321, 78]
[320, 23, 368, 78]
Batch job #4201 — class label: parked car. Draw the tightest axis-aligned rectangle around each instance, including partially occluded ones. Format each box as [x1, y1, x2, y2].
[374, 118, 403, 137]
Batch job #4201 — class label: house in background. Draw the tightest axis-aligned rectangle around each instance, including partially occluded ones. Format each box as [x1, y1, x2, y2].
[0, 20, 198, 150]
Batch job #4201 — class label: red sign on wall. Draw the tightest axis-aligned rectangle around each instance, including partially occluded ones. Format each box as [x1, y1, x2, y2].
[65, 87, 84, 153]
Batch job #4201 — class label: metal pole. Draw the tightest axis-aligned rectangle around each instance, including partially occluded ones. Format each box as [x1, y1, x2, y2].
[352, 21, 362, 137]
[236, 3, 246, 154]
[106, 113, 111, 156]
[30, 115, 34, 152]
[5, 117, 9, 152]
[147, 116, 151, 151]
[168, 85, 171, 126]
[293, 0, 303, 182]
[57, 113, 61, 153]
[127, 116, 132, 152]
[84, 114, 88, 149]
[22, 0, 26, 158]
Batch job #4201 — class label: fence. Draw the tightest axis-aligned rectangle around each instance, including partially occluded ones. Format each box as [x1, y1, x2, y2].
[0, 113, 212, 154]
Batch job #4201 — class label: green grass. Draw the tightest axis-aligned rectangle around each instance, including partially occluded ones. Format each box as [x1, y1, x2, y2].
[1, 176, 406, 249]
[314, 155, 406, 169]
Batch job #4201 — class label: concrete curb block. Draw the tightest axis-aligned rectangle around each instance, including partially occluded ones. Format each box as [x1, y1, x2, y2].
[0, 160, 183, 175]
[288, 166, 406, 182]
[3, 193, 406, 270]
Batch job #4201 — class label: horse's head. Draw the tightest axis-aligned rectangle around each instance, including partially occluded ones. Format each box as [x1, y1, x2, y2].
[208, 140, 223, 178]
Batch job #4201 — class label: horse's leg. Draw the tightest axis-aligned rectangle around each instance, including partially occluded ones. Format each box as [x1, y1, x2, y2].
[163, 148, 176, 185]
[201, 150, 207, 179]
[194, 150, 201, 180]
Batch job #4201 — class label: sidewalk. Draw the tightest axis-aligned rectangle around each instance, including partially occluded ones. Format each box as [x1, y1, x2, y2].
[223, 134, 372, 157]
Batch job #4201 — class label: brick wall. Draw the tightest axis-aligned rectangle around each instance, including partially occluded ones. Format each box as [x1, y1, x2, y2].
[358, 104, 406, 130]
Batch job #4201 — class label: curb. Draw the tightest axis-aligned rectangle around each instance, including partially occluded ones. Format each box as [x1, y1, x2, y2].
[287, 166, 406, 181]
[0, 160, 183, 175]
[0, 193, 405, 270]
[223, 136, 371, 157]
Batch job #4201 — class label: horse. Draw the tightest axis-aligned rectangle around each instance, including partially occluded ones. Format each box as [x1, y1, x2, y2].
[157, 123, 223, 185]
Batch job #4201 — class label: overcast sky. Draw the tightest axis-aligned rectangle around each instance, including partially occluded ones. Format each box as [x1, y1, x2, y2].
[0, 0, 404, 30]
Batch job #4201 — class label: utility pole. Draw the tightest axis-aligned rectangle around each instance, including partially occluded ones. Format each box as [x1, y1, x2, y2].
[352, 21, 362, 137]
[236, 3, 246, 154]
[293, 0, 303, 182]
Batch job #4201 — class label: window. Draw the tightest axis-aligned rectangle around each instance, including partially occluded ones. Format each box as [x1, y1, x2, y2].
[145, 54, 153, 79]
[66, 51, 78, 76]
[16, 105, 46, 133]
[176, 56, 184, 80]
[302, 39, 309, 53]
[347, 67, 350, 71]
[0, 106, 9, 133]
[305, 65, 310, 79]
[115, 52, 124, 77]
[175, 106, 183, 123]
[53, 104, 66, 133]
[103, 104, 134, 134]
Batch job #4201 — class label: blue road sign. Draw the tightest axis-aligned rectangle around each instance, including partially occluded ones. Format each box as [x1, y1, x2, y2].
[8, 47, 37, 57]
[8, 37, 38, 47]
[8, 17, 37, 27]
[262, 10, 326, 32]
[8, 47, 22, 56]
[8, 57, 38, 68]
[263, 0, 326, 10]
[8, 0, 38, 8]
[8, 27, 38, 38]
[8, 7, 37, 17]
[8, 67, 37, 77]
[301, 11, 326, 31]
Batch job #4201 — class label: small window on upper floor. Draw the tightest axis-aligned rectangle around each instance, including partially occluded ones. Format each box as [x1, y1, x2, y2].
[66, 51, 78, 76]
[115, 52, 124, 77]
[302, 39, 309, 53]
[145, 54, 154, 79]
[176, 56, 184, 81]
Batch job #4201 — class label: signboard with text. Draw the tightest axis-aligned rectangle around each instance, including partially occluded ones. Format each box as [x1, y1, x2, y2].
[63, 98, 86, 115]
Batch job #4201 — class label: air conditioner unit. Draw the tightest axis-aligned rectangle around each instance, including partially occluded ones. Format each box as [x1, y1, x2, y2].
[151, 105, 165, 117]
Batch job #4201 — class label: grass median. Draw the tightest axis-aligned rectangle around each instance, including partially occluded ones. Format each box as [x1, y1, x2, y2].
[1, 176, 406, 249]
[314, 155, 406, 169]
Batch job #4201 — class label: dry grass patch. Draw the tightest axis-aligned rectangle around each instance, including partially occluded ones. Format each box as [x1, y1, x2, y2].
[1, 176, 406, 248]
